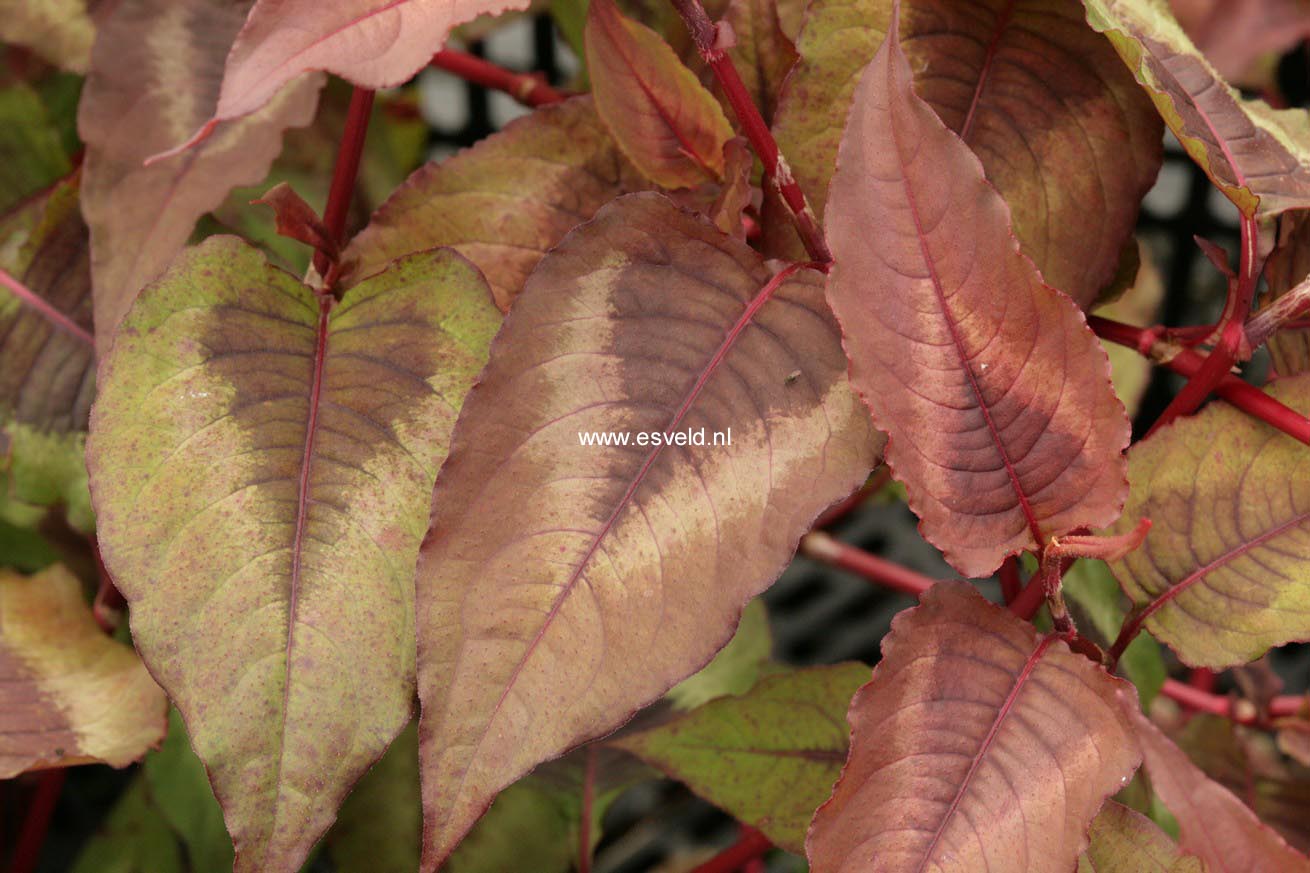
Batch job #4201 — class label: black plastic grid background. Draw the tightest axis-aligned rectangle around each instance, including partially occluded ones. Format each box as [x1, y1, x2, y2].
[28, 17, 1310, 873]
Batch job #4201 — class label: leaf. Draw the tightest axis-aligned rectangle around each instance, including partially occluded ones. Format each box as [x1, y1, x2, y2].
[0, 564, 167, 777]
[770, 0, 1161, 307]
[343, 96, 647, 310]
[78, 0, 324, 356]
[615, 663, 868, 852]
[185, 0, 530, 147]
[333, 720, 648, 873]
[585, 0, 736, 188]
[330, 722, 422, 873]
[1095, 240, 1166, 419]
[1264, 211, 1310, 377]
[825, 16, 1130, 578]
[0, 0, 100, 72]
[448, 748, 650, 873]
[86, 237, 502, 872]
[1083, 0, 1310, 218]
[1169, 0, 1310, 89]
[718, 0, 798, 124]
[0, 176, 96, 531]
[74, 708, 237, 873]
[666, 597, 772, 711]
[1108, 372, 1310, 668]
[1172, 715, 1310, 854]
[252, 182, 338, 261]
[1063, 559, 1166, 707]
[1078, 801, 1206, 873]
[0, 82, 73, 213]
[1129, 702, 1310, 872]
[414, 192, 879, 868]
[806, 582, 1141, 872]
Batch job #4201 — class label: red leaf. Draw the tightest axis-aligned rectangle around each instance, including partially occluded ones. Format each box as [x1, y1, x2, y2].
[824, 11, 1130, 577]
[166, 0, 531, 154]
[1129, 701, 1310, 873]
[806, 583, 1142, 872]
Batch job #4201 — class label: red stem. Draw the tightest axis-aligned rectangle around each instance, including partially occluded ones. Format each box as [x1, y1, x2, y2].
[1160, 678, 1306, 725]
[430, 49, 570, 107]
[1189, 668, 1217, 692]
[668, 0, 832, 265]
[578, 746, 597, 873]
[8, 770, 66, 873]
[814, 466, 890, 529]
[1147, 214, 1261, 433]
[690, 826, 773, 873]
[801, 532, 937, 598]
[1090, 316, 1310, 445]
[0, 267, 94, 348]
[315, 87, 375, 278]
[1009, 572, 1047, 620]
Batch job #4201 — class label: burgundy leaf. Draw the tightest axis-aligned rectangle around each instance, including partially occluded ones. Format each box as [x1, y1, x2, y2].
[806, 582, 1142, 872]
[415, 193, 879, 869]
[824, 12, 1130, 577]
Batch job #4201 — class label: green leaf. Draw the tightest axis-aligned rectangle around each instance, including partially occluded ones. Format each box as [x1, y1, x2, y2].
[343, 96, 646, 312]
[1078, 801, 1206, 872]
[1082, 0, 1310, 218]
[87, 236, 501, 873]
[330, 722, 421, 873]
[770, 0, 1161, 307]
[666, 598, 773, 711]
[0, 176, 95, 532]
[70, 779, 185, 873]
[616, 663, 867, 852]
[1063, 559, 1166, 707]
[0, 81, 72, 213]
[0, 516, 59, 572]
[1109, 372, 1310, 668]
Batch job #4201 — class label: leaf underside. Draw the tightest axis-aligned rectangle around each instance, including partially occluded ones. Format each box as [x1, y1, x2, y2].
[1083, 0, 1310, 218]
[1078, 801, 1205, 873]
[415, 192, 879, 869]
[806, 582, 1142, 873]
[87, 237, 501, 872]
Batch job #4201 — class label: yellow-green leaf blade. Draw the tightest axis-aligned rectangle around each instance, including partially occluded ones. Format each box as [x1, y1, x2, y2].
[615, 663, 868, 853]
[1079, 802, 1206, 873]
[1109, 372, 1310, 668]
[87, 237, 501, 872]
[0, 564, 167, 777]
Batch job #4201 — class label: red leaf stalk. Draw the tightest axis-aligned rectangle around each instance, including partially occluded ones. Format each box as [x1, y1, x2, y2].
[430, 49, 570, 107]
[316, 87, 375, 279]
[689, 826, 773, 873]
[814, 466, 890, 529]
[578, 746, 597, 873]
[668, 0, 832, 265]
[9, 770, 66, 873]
[1147, 215, 1261, 433]
[801, 532, 937, 598]
[1160, 678, 1307, 725]
[0, 267, 94, 348]
[1090, 316, 1310, 445]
